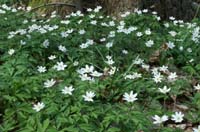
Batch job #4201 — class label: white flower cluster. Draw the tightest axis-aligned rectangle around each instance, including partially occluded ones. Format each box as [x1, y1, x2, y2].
[4, 5, 199, 131]
[77, 65, 103, 81]
[153, 111, 184, 124]
[61, 29, 73, 38]
[117, 25, 137, 34]
[80, 39, 94, 49]
[132, 57, 177, 83]
[0, 4, 18, 14]
[152, 68, 177, 83]
[105, 55, 115, 65]
[8, 24, 59, 38]
[192, 27, 200, 43]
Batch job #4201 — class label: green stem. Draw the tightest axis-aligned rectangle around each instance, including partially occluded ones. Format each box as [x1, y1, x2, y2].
[193, 3, 200, 19]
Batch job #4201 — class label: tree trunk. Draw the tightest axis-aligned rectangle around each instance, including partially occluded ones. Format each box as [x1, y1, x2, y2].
[140, 0, 197, 21]
[98, 0, 140, 17]
[29, 0, 76, 16]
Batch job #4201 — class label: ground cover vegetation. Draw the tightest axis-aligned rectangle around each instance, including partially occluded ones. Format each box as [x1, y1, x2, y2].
[1, 4, 200, 132]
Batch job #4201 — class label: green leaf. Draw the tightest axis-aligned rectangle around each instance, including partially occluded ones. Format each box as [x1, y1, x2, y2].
[41, 119, 50, 132]
[107, 127, 120, 132]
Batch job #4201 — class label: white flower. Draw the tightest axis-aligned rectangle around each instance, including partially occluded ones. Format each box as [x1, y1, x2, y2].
[82, 91, 95, 102]
[145, 29, 151, 35]
[94, 6, 102, 12]
[108, 31, 115, 37]
[145, 40, 154, 47]
[80, 39, 94, 49]
[106, 42, 113, 48]
[122, 50, 128, 54]
[61, 31, 69, 38]
[44, 79, 56, 88]
[73, 61, 79, 66]
[133, 57, 144, 65]
[108, 66, 117, 75]
[136, 32, 143, 37]
[159, 65, 168, 72]
[142, 64, 150, 71]
[169, 31, 177, 37]
[151, 68, 159, 75]
[2, 4, 10, 10]
[79, 30, 85, 35]
[109, 21, 115, 26]
[78, 20, 83, 24]
[193, 125, 200, 132]
[158, 86, 170, 94]
[121, 11, 130, 17]
[179, 46, 184, 51]
[20, 40, 26, 45]
[156, 16, 161, 21]
[54, 61, 67, 71]
[90, 20, 97, 25]
[37, 66, 46, 73]
[100, 38, 106, 42]
[169, 16, 175, 20]
[62, 86, 74, 95]
[79, 74, 94, 81]
[152, 115, 168, 124]
[187, 48, 192, 53]
[61, 20, 70, 25]
[168, 72, 177, 81]
[194, 84, 200, 90]
[89, 14, 95, 18]
[152, 11, 157, 15]
[166, 41, 175, 49]
[42, 39, 49, 48]
[153, 73, 163, 83]
[33, 102, 45, 112]
[84, 65, 94, 73]
[58, 45, 67, 52]
[48, 55, 56, 60]
[12, 8, 17, 12]
[99, 16, 103, 19]
[77, 65, 97, 81]
[90, 71, 103, 77]
[164, 23, 169, 28]
[189, 59, 194, 63]
[123, 91, 138, 103]
[0, 9, 6, 14]
[142, 9, 148, 13]
[105, 55, 115, 65]
[26, 6, 32, 11]
[87, 39, 94, 45]
[8, 49, 15, 55]
[136, 10, 142, 15]
[87, 8, 92, 12]
[171, 111, 184, 123]
[80, 43, 89, 49]
[124, 72, 142, 80]
[192, 27, 200, 43]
